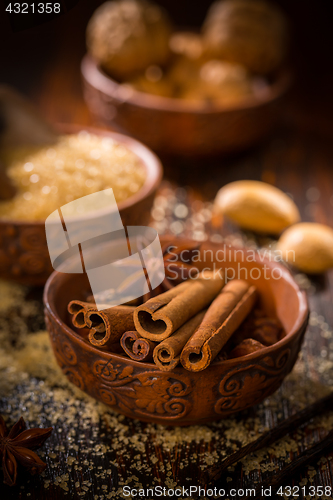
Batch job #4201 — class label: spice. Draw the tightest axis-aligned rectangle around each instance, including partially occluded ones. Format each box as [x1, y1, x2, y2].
[0, 132, 146, 221]
[67, 267, 280, 366]
[85, 306, 135, 347]
[153, 311, 206, 371]
[67, 300, 95, 329]
[134, 271, 224, 342]
[181, 280, 257, 371]
[232, 313, 283, 347]
[0, 415, 52, 486]
[229, 338, 265, 358]
[0, 183, 332, 497]
[252, 317, 282, 345]
[120, 331, 156, 361]
[0, 319, 332, 495]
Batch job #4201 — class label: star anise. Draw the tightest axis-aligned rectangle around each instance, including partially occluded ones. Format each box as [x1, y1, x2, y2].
[0, 415, 53, 486]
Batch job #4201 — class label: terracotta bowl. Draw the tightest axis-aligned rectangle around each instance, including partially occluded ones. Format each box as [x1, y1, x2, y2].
[44, 237, 309, 426]
[0, 126, 162, 286]
[81, 55, 291, 158]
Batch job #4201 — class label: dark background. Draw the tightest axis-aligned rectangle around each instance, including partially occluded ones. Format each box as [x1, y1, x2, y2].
[1, 0, 333, 137]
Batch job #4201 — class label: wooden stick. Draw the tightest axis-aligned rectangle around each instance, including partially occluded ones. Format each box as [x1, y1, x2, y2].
[85, 306, 135, 347]
[120, 331, 156, 361]
[250, 429, 333, 498]
[133, 271, 224, 342]
[153, 311, 206, 371]
[181, 280, 257, 371]
[205, 391, 333, 483]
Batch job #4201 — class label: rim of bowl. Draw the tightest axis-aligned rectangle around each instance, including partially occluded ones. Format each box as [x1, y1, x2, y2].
[81, 54, 292, 115]
[0, 125, 163, 226]
[44, 243, 309, 371]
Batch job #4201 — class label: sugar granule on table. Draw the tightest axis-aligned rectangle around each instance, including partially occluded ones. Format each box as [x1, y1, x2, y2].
[0, 278, 332, 498]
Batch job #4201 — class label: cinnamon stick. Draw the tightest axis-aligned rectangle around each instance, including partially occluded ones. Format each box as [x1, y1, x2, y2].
[67, 300, 95, 329]
[133, 271, 224, 342]
[180, 280, 257, 372]
[86, 294, 142, 307]
[153, 311, 206, 371]
[120, 331, 156, 361]
[85, 306, 135, 347]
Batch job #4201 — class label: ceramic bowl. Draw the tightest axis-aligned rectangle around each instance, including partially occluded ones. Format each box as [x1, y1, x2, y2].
[44, 237, 309, 426]
[0, 126, 163, 286]
[81, 55, 291, 158]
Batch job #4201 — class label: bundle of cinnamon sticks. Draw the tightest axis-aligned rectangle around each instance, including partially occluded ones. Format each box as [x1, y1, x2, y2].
[67, 271, 284, 372]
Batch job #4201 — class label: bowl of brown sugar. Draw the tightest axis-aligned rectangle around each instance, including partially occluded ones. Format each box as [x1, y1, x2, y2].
[44, 237, 309, 426]
[0, 126, 163, 285]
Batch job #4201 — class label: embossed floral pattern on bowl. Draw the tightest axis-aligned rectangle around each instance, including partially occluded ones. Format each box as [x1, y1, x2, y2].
[44, 238, 309, 425]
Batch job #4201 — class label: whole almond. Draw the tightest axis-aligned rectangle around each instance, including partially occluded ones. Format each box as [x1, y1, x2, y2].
[277, 222, 333, 273]
[214, 180, 300, 234]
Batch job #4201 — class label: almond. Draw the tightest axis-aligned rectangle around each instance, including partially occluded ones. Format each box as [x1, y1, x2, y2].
[277, 223, 333, 274]
[214, 180, 300, 234]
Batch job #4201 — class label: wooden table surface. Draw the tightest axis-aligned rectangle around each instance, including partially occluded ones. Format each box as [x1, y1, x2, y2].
[1, 11, 333, 499]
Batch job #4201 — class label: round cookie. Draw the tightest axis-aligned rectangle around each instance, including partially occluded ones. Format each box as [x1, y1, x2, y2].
[87, 0, 172, 80]
[202, 0, 288, 74]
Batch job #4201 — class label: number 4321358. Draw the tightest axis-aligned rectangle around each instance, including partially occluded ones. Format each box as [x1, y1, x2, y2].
[6, 3, 61, 14]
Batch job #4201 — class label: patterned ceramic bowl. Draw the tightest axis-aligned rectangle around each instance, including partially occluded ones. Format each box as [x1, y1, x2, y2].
[0, 127, 162, 285]
[44, 238, 309, 426]
[81, 55, 291, 158]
